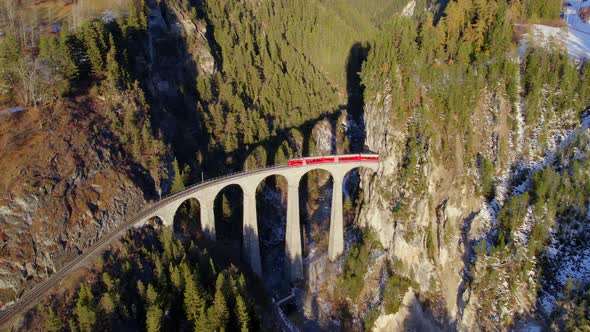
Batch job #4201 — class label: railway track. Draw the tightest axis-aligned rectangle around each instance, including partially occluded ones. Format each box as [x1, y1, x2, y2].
[0, 165, 288, 327]
[0, 204, 158, 328]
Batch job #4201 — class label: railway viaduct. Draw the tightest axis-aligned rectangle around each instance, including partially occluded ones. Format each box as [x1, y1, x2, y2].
[0, 154, 379, 326]
[134, 154, 379, 281]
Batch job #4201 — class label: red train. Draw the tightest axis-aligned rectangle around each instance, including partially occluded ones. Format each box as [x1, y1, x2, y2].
[288, 154, 379, 167]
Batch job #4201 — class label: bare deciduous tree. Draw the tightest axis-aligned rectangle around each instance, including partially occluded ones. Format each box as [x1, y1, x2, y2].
[14, 57, 41, 108]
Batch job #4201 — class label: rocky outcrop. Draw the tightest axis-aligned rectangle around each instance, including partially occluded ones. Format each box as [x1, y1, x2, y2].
[0, 102, 150, 306]
[144, 0, 215, 100]
[356, 83, 520, 330]
[373, 289, 439, 331]
[355, 52, 590, 329]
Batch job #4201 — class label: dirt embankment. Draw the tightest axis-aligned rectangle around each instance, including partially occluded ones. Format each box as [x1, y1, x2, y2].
[0, 98, 154, 307]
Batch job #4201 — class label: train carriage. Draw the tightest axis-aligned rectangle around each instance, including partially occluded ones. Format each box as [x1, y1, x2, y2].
[288, 154, 378, 167]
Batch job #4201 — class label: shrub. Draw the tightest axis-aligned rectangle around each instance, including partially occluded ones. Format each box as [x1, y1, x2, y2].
[479, 156, 495, 202]
[363, 306, 381, 331]
[339, 230, 383, 300]
[382, 274, 415, 315]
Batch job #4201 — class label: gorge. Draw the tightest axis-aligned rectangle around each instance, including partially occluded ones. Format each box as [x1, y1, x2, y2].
[1, 0, 590, 331]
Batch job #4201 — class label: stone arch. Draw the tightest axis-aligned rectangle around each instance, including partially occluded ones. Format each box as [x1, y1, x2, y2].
[255, 173, 289, 197]
[255, 173, 289, 291]
[342, 165, 378, 200]
[341, 165, 377, 240]
[214, 183, 244, 247]
[298, 167, 335, 257]
[172, 197, 201, 239]
[145, 215, 165, 228]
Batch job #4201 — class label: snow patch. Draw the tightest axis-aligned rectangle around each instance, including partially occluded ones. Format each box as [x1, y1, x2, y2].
[519, 2, 590, 60]
[515, 321, 544, 332]
[539, 291, 556, 314]
[401, 0, 416, 17]
[0, 107, 26, 116]
[556, 248, 590, 285]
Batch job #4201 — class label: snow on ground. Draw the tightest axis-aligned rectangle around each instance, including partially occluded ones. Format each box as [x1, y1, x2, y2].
[541, 237, 590, 313]
[556, 249, 590, 285]
[401, 0, 416, 17]
[539, 291, 557, 314]
[519, 1, 590, 59]
[563, 0, 590, 58]
[0, 107, 26, 116]
[514, 321, 544, 332]
[520, 24, 590, 59]
[535, 115, 590, 313]
[480, 4, 590, 316]
[513, 207, 535, 245]
[512, 111, 590, 192]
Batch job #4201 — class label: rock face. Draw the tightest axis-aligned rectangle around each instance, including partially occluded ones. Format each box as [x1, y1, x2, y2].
[354, 53, 590, 329]
[0, 103, 150, 306]
[355, 84, 528, 329]
[0, 0, 217, 308]
[373, 289, 439, 331]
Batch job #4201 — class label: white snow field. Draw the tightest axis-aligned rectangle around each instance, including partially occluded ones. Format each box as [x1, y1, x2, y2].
[520, 0, 590, 59]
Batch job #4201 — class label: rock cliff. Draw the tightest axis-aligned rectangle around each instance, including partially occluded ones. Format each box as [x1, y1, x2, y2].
[0, 101, 150, 306]
[355, 74, 582, 329]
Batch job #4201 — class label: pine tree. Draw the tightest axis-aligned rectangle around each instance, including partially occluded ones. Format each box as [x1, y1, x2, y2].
[69, 319, 79, 332]
[100, 292, 115, 315]
[45, 307, 64, 332]
[146, 284, 158, 306]
[0, 33, 19, 87]
[160, 227, 175, 261]
[146, 304, 163, 332]
[237, 274, 247, 294]
[137, 280, 146, 299]
[235, 295, 250, 332]
[195, 308, 210, 331]
[82, 24, 105, 77]
[102, 272, 115, 291]
[208, 258, 217, 282]
[56, 31, 78, 94]
[38, 35, 53, 61]
[137, 0, 148, 30]
[171, 158, 185, 193]
[183, 271, 205, 322]
[0, 34, 19, 70]
[105, 33, 122, 90]
[169, 263, 183, 291]
[125, 0, 147, 32]
[210, 274, 229, 330]
[75, 284, 97, 332]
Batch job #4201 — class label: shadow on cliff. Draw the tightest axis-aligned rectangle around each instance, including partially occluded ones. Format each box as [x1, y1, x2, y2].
[194, 43, 373, 180]
[135, 11, 377, 306]
[345, 42, 370, 153]
[131, 0, 210, 190]
[400, 293, 451, 332]
[455, 211, 478, 325]
[106, 0, 376, 203]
